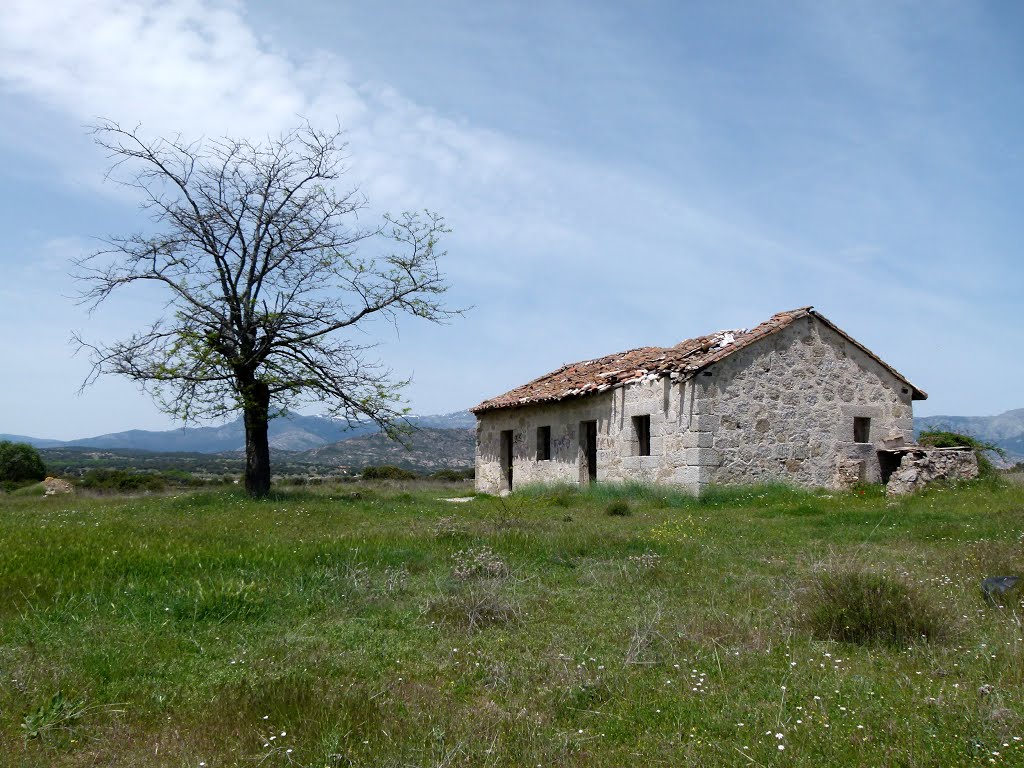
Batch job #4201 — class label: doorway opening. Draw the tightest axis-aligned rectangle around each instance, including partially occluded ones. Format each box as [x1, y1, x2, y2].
[499, 430, 513, 491]
[878, 450, 903, 485]
[579, 420, 597, 484]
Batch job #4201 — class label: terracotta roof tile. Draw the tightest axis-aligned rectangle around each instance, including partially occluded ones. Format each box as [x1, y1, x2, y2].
[471, 307, 926, 413]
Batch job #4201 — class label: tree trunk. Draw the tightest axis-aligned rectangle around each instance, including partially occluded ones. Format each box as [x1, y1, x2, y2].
[242, 380, 271, 497]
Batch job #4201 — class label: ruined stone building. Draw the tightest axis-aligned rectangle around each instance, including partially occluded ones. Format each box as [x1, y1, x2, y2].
[471, 307, 929, 495]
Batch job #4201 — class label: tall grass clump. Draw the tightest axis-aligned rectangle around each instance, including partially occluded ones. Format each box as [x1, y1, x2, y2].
[605, 498, 631, 516]
[805, 568, 950, 647]
[516, 482, 580, 508]
[523, 480, 698, 509]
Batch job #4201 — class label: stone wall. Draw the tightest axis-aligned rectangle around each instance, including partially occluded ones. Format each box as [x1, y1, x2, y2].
[475, 315, 918, 495]
[699, 316, 916, 489]
[884, 448, 979, 496]
[475, 393, 614, 493]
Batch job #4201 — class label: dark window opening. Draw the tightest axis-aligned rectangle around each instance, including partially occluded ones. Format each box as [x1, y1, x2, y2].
[633, 415, 651, 456]
[853, 417, 871, 443]
[536, 425, 551, 461]
[499, 430, 513, 491]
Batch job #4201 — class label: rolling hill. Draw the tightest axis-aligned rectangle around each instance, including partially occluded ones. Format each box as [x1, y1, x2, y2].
[294, 427, 475, 472]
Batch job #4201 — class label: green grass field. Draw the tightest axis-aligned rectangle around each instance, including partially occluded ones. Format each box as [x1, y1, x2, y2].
[2, 479, 1022, 766]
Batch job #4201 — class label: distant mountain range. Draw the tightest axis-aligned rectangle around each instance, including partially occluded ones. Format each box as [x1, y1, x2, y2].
[915, 408, 1024, 459]
[292, 427, 474, 472]
[39, 426, 476, 476]
[1, 411, 476, 454]
[6, 408, 1023, 468]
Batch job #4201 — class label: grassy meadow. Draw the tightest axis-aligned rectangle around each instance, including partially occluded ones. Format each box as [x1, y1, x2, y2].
[1, 478, 1023, 766]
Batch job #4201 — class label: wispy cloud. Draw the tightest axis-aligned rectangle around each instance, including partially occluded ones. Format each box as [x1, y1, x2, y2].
[0, 0, 1020, 436]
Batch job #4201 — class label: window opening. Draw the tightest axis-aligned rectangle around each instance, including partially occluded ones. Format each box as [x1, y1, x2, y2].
[853, 417, 871, 443]
[536, 425, 551, 461]
[633, 415, 651, 456]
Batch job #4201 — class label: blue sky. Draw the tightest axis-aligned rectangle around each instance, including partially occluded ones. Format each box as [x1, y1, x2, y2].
[0, 0, 1021, 439]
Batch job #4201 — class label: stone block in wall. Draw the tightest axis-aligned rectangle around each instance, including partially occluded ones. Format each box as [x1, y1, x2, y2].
[692, 398, 718, 415]
[673, 465, 702, 485]
[892, 418, 914, 434]
[714, 433, 738, 449]
[639, 456, 661, 472]
[691, 415, 721, 431]
[685, 447, 720, 466]
[681, 431, 715, 449]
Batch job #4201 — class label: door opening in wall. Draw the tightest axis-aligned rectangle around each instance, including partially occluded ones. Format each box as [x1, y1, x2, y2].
[499, 430, 513, 491]
[878, 450, 902, 484]
[579, 420, 597, 484]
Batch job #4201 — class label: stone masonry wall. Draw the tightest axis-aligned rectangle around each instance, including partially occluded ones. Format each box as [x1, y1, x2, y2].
[475, 392, 614, 494]
[475, 315, 918, 494]
[477, 365, 731, 494]
[698, 315, 915, 488]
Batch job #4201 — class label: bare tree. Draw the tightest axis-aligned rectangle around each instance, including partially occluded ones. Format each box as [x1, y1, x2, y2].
[75, 120, 458, 497]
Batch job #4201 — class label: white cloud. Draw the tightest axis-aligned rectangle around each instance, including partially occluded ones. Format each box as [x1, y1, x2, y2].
[0, 0, 564, 246]
[2, 0, 1014, 435]
[0, 0, 302, 134]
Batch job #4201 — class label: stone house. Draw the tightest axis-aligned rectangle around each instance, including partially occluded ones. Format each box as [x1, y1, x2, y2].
[471, 307, 927, 495]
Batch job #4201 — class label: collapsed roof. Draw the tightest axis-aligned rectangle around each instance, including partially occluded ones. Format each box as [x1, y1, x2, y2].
[471, 307, 926, 414]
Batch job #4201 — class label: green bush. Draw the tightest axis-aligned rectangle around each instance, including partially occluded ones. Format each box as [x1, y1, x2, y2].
[160, 469, 206, 487]
[0, 441, 46, 486]
[605, 499, 632, 516]
[918, 429, 1004, 478]
[361, 465, 418, 481]
[805, 568, 948, 647]
[429, 468, 475, 482]
[79, 469, 166, 493]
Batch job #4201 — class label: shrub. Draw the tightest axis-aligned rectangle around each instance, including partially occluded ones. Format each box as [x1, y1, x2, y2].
[79, 469, 166, 493]
[919, 429, 1005, 478]
[605, 499, 632, 516]
[427, 584, 521, 631]
[0, 441, 46, 486]
[451, 546, 507, 580]
[360, 465, 418, 481]
[430, 468, 475, 481]
[433, 515, 469, 539]
[805, 568, 948, 647]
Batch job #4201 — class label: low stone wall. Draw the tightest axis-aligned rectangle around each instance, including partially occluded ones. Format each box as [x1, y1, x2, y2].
[885, 448, 979, 496]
